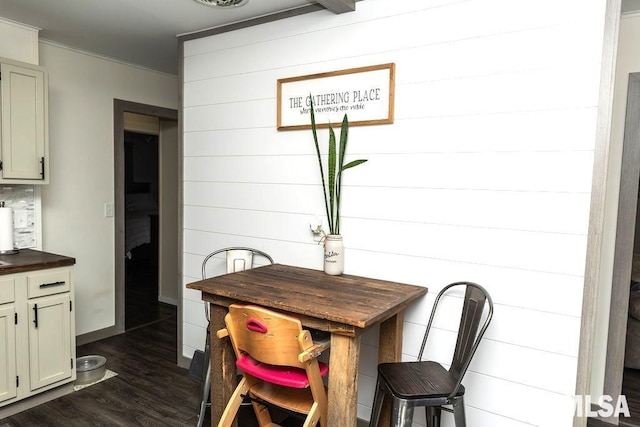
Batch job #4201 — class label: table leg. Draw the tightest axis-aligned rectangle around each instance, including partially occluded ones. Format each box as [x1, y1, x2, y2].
[327, 333, 361, 426]
[377, 313, 404, 427]
[209, 304, 236, 427]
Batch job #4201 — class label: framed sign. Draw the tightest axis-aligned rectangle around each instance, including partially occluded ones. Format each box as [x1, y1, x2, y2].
[277, 63, 395, 130]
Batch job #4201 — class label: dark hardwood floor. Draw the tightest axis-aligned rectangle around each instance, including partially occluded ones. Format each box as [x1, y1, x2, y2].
[587, 367, 640, 427]
[0, 251, 204, 426]
[125, 249, 162, 331]
[620, 368, 640, 426]
[0, 306, 202, 426]
[0, 254, 287, 427]
[0, 305, 270, 426]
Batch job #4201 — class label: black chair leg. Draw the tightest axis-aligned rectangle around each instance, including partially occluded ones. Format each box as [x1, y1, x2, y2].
[452, 397, 466, 427]
[196, 328, 211, 427]
[369, 377, 385, 427]
[391, 399, 414, 427]
[426, 406, 441, 427]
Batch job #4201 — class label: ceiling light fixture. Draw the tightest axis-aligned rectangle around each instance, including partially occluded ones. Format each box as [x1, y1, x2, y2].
[193, 0, 249, 7]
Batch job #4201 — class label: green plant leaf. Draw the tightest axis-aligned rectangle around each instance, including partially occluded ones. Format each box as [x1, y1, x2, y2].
[338, 115, 349, 173]
[307, 94, 367, 236]
[342, 159, 368, 170]
[309, 96, 331, 232]
[335, 114, 349, 235]
[328, 126, 337, 234]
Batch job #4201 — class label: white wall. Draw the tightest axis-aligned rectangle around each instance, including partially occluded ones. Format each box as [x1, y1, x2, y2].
[37, 42, 178, 335]
[159, 120, 179, 305]
[182, 0, 607, 425]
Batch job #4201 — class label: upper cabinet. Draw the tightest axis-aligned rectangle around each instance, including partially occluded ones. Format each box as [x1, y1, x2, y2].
[0, 58, 49, 184]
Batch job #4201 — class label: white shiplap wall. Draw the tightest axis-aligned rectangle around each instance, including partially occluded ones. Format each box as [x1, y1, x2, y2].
[182, 0, 607, 425]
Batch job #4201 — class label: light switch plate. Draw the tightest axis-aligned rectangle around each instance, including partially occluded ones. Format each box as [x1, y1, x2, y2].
[104, 203, 114, 218]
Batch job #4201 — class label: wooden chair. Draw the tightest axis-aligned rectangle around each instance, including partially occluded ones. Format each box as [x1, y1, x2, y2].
[369, 282, 493, 427]
[216, 304, 329, 427]
[196, 248, 274, 427]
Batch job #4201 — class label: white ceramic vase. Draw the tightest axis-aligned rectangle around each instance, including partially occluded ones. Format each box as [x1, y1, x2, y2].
[324, 234, 344, 275]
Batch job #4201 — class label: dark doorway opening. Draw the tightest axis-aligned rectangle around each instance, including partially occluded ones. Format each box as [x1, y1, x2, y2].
[123, 130, 165, 330]
[112, 99, 179, 364]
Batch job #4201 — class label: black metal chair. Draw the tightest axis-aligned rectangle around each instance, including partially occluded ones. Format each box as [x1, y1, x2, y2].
[196, 247, 274, 427]
[369, 281, 494, 427]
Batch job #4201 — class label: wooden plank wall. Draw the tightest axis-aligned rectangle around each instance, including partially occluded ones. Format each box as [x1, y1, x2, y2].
[181, 0, 607, 425]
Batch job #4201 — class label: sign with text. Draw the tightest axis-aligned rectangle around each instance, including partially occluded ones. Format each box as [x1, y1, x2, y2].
[277, 63, 395, 130]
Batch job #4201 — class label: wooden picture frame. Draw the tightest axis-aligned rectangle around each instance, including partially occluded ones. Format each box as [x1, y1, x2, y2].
[277, 63, 395, 130]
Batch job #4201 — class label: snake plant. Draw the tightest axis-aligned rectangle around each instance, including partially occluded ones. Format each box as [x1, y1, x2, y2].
[309, 97, 367, 235]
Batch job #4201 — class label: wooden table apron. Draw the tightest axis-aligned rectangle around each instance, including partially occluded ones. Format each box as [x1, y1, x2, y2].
[186, 263, 427, 427]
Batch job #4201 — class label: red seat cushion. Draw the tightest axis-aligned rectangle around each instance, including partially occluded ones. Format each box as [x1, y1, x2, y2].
[237, 354, 329, 389]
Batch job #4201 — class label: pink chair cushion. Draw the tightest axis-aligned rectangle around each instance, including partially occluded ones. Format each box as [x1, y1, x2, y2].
[237, 354, 329, 389]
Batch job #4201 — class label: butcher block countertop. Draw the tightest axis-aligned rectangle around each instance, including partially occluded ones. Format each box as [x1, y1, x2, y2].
[0, 249, 75, 275]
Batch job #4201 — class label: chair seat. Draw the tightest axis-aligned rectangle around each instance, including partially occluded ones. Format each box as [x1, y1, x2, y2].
[219, 304, 330, 427]
[250, 380, 327, 415]
[370, 283, 492, 427]
[378, 361, 465, 400]
[237, 354, 329, 389]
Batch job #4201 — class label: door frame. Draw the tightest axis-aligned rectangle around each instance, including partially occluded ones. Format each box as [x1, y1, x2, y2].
[574, 1, 621, 425]
[113, 99, 179, 336]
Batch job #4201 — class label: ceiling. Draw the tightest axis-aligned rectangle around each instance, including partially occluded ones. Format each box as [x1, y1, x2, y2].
[0, 0, 635, 76]
[624, 0, 640, 13]
[0, 0, 346, 75]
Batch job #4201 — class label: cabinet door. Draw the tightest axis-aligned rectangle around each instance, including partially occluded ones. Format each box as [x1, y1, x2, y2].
[28, 293, 71, 391]
[0, 304, 17, 403]
[0, 62, 48, 182]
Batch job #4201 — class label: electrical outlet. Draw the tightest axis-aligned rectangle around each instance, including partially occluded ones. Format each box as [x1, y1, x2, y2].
[14, 210, 28, 229]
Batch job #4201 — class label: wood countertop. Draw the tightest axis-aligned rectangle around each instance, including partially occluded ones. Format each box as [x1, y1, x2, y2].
[0, 249, 76, 275]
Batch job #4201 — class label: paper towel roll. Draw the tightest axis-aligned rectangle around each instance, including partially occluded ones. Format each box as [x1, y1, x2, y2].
[0, 207, 14, 252]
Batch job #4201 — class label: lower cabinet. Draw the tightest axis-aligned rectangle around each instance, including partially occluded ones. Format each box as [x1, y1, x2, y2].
[0, 266, 75, 408]
[0, 303, 17, 403]
[28, 293, 72, 390]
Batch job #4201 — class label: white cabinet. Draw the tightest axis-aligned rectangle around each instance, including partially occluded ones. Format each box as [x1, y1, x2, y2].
[0, 305, 17, 403]
[0, 277, 16, 404]
[0, 266, 75, 408]
[0, 302, 17, 404]
[28, 293, 72, 390]
[0, 58, 49, 184]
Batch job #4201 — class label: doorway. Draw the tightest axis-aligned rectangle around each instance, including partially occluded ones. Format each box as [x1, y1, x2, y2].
[113, 100, 179, 340]
[123, 130, 162, 330]
[601, 73, 640, 425]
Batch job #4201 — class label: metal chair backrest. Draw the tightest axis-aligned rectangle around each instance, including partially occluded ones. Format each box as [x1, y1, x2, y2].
[201, 247, 274, 280]
[417, 281, 493, 399]
[200, 247, 274, 323]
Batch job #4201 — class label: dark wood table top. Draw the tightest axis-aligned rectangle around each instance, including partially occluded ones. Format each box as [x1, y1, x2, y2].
[0, 248, 76, 275]
[187, 263, 427, 330]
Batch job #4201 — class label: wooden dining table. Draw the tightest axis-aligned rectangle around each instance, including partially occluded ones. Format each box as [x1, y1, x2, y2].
[186, 263, 427, 427]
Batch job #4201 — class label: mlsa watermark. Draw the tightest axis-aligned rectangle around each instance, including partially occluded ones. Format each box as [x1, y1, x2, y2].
[575, 395, 630, 418]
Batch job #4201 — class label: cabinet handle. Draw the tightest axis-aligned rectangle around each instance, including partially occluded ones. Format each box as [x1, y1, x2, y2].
[33, 304, 38, 328]
[40, 157, 45, 180]
[40, 280, 65, 288]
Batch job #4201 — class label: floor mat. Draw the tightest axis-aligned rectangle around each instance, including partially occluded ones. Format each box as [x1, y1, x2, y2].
[73, 369, 118, 391]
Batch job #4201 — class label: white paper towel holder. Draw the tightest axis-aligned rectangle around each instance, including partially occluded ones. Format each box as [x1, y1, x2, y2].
[0, 201, 17, 254]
